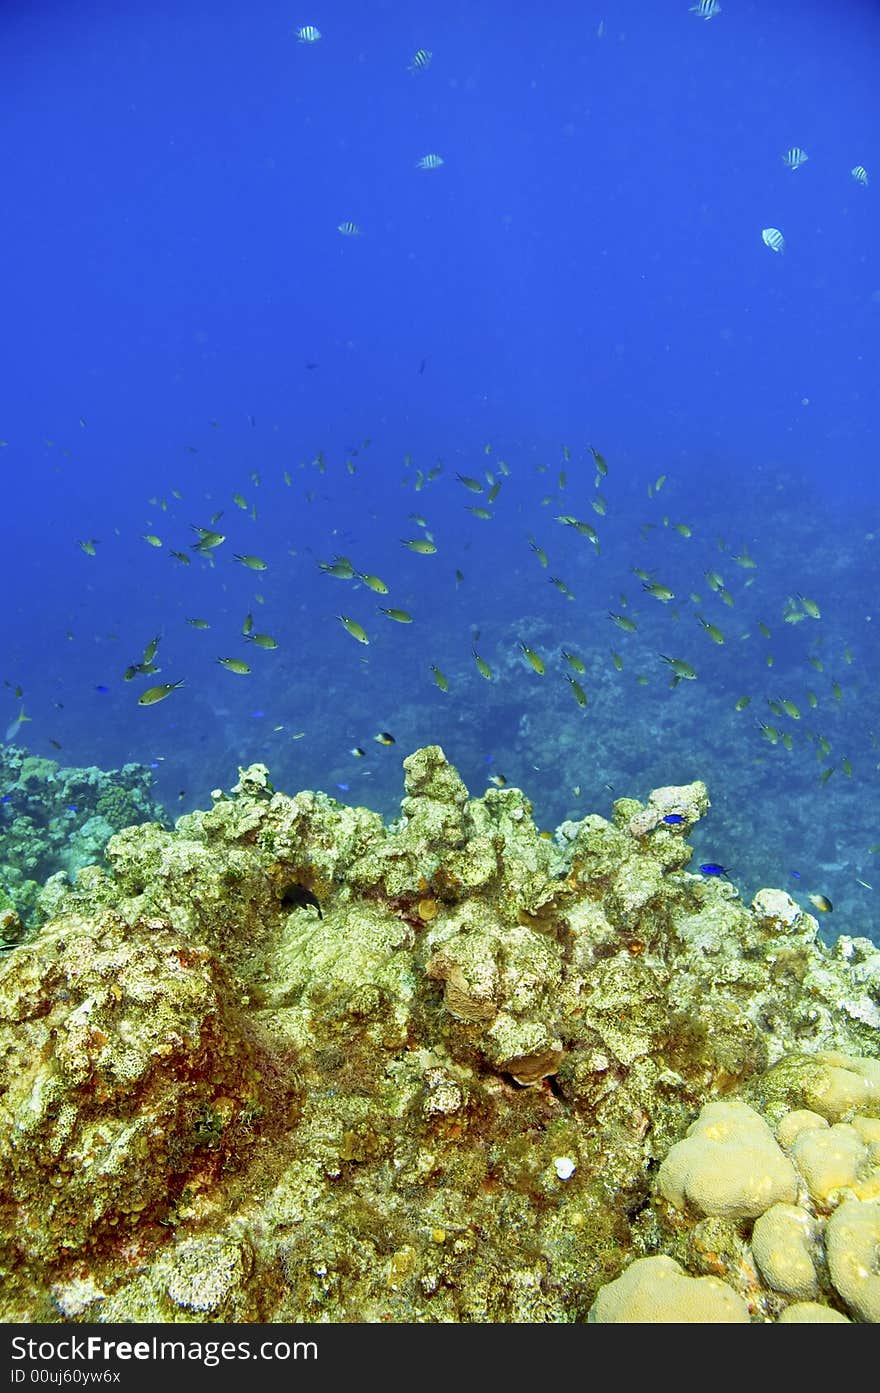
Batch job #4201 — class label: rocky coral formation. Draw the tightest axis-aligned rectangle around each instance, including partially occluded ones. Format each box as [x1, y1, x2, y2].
[0, 747, 877, 1322]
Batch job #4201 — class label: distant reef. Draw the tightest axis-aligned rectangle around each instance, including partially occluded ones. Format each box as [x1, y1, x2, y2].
[0, 745, 168, 935]
[0, 747, 878, 1322]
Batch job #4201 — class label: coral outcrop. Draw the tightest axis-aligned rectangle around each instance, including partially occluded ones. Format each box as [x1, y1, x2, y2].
[0, 748, 877, 1321]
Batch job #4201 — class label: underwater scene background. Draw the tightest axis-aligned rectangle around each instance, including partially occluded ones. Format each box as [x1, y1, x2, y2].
[3, 0, 879, 941]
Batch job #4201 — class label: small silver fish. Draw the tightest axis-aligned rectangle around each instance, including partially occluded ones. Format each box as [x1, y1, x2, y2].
[416, 153, 444, 170]
[689, 0, 721, 17]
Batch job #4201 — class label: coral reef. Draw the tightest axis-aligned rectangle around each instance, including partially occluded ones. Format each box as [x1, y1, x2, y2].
[0, 746, 877, 1322]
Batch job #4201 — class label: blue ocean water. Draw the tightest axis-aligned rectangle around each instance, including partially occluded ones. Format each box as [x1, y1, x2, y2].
[2, 0, 877, 939]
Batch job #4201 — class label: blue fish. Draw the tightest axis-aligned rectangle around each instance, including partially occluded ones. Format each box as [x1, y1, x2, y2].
[663, 814, 685, 825]
[699, 863, 732, 878]
[66, 804, 79, 813]
[95, 684, 110, 693]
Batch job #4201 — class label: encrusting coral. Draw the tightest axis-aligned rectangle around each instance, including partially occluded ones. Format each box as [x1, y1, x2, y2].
[0, 746, 877, 1322]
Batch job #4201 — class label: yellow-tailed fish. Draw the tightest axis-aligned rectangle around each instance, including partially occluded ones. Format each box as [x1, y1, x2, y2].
[831, 680, 843, 701]
[466, 506, 492, 520]
[190, 525, 225, 548]
[561, 649, 585, 674]
[610, 651, 624, 672]
[338, 615, 369, 645]
[660, 655, 696, 680]
[186, 617, 210, 629]
[733, 547, 757, 568]
[138, 681, 185, 705]
[609, 612, 637, 632]
[842, 756, 853, 777]
[319, 556, 356, 578]
[780, 699, 801, 720]
[520, 643, 545, 675]
[246, 633, 279, 649]
[589, 445, 608, 477]
[758, 622, 772, 639]
[401, 538, 437, 554]
[374, 731, 396, 745]
[591, 495, 607, 516]
[567, 676, 587, 707]
[217, 657, 251, 674]
[234, 553, 268, 571]
[242, 612, 254, 635]
[142, 636, 161, 663]
[734, 695, 751, 711]
[704, 569, 724, 591]
[642, 580, 675, 602]
[673, 523, 692, 537]
[798, 594, 821, 619]
[430, 664, 449, 692]
[528, 537, 548, 566]
[473, 650, 492, 680]
[143, 534, 162, 548]
[358, 572, 389, 594]
[380, 607, 413, 623]
[233, 492, 248, 510]
[456, 473, 483, 493]
[77, 539, 99, 555]
[696, 616, 724, 644]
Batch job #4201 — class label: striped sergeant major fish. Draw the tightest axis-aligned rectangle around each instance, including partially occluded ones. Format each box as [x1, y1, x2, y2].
[337, 221, 361, 236]
[851, 165, 869, 186]
[782, 147, 808, 171]
[689, 0, 721, 17]
[416, 153, 444, 170]
[296, 25, 321, 43]
[408, 49, 432, 73]
[762, 227, 785, 254]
